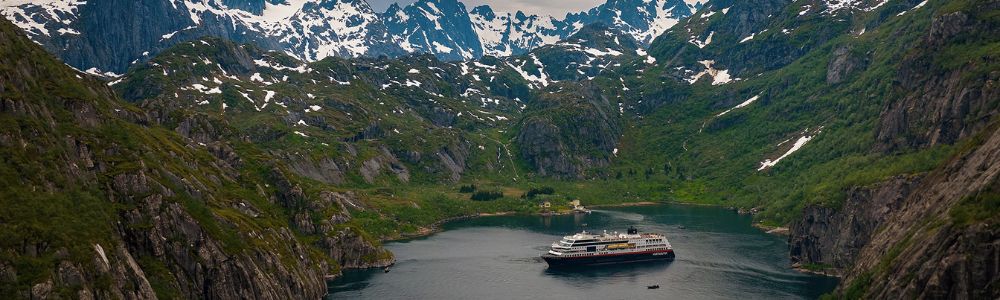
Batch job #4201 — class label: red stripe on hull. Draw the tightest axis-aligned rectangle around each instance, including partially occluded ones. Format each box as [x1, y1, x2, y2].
[548, 249, 673, 258]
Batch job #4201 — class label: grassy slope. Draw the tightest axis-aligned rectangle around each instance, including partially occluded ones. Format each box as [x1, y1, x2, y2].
[0, 19, 340, 296]
[580, 0, 994, 226]
[113, 0, 985, 234]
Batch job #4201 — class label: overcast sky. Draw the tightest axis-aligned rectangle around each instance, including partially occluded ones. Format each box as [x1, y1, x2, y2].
[367, 0, 605, 17]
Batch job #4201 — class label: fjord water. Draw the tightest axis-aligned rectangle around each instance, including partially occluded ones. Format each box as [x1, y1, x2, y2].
[328, 204, 838, 299]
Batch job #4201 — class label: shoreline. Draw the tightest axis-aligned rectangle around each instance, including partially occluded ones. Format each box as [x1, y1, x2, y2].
[382, 200, 675, 242]
[588, 201, 662, 208]
[753, 223, 790, 236]
[345, 200, 839, 281]
[791, 265, 843, 278]
[384, 211, 517, 242]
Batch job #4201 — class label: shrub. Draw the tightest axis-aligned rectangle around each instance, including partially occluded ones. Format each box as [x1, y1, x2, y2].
[522, 186, 555, 199]
[458, 184, 476, 193]
[470, 190, 503, 201]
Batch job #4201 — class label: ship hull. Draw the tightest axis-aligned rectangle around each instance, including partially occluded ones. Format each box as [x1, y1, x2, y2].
[542, 250, 675, 267]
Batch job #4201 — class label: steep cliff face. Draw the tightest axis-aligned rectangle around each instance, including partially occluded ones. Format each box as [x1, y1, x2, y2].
[517, 83, 621, 178]
[790, 176, 921, 272]
[844, 122, 1000, 298]
[791, 123, 1000, 298]
[0, 18, 396, 298]
[875, 7, 1000, 153]
[788, 1, 1000, 297]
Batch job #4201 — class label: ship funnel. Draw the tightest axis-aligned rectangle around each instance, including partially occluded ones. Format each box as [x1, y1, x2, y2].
[627, 226, 638, 234]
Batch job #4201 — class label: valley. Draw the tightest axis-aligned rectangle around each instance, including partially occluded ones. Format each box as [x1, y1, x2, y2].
[0, 0, 997, 298]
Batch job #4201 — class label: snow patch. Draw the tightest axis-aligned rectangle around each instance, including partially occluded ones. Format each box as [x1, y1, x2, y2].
[688, 31, 714, 48]
[897, 0, 927, 16]
[506, 54, 551, 88]
[686, 60, 731, 85]
[757, 133, 815, 171]
[716, 94, 761, 117]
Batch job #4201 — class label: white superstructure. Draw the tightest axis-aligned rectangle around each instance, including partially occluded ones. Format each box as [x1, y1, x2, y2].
[547, 227, 672, 258]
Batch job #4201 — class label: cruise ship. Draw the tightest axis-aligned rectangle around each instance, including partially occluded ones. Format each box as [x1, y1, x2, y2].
[541, 226, 674, 267]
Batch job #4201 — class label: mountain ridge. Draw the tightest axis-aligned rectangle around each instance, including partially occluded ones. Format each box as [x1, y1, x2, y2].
[0, 0, 700, 73]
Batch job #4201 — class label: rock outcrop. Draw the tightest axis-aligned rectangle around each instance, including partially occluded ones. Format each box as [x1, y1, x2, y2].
[790, 176, 920, 271]
[875, 9, 1000, 152]
[0, 18, 393, 298]
[790, 3, 1000, 297]
[826, 45, 869, 84]
[517, 84, 621, 178]
[789, 1, 1000, 299]
[791, 123, 1000, 298]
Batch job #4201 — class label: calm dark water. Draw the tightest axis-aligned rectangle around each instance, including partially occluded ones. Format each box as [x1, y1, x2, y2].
[327, 204, 838, 299]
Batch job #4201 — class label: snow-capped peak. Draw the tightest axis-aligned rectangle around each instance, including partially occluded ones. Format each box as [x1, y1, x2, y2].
[1, 0, 85, 37]
[469, 6, 564, 57]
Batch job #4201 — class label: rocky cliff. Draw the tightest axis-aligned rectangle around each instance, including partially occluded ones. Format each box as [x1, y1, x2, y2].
[0, 18, 392, 298]
[791, 122, 1000, 298]
[517, 82, 622, 178]
[789, 1, 1000, 297]
[790, 176, 922, 273]
[875, 6, 1000, 153]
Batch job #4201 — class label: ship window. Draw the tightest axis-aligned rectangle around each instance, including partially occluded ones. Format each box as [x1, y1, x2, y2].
[587, 246, 597, 252]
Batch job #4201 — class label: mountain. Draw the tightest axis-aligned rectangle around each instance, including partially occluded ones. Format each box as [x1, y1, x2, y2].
[565, 0, 702, 45]
[110, 22, 654, 184]
[113, 38, 530, 185]
[383, 0, 700, 60]
[621, 0, 1000, 297]
[382, 0, 483, 60]
[468, 6, 566, 57]
[0, 0, 403, 74]
[0, 17, 398, 298]
[0, 0, 698, 73]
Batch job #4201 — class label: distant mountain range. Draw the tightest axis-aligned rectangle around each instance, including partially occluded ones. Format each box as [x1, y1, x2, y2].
[0, 0, 700, 74]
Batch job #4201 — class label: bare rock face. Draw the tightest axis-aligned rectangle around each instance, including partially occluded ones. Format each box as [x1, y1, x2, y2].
[826, 45, 868, 84]
[280, 151, 347, 185]
[115, 173, 328, 300]
[868, 223, 999, 299]
[434, 141, 471, 182]
[790, 176, 920, 270]
[359, 147, 410, 184]
[875, 10, 1000, 152]
[265, 167, 390, 272]
[517, 84, 620, 178]
[320, 228, 395, 270]
[518, 117, 581, 177]
[847, 123, 1000, 298]
[792, 5, 1000, 296]
[791, 124, 1000, 298]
